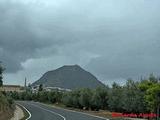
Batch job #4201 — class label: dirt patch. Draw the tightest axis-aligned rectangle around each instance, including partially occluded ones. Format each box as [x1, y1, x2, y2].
[0, 109, 14, 120]
[10, 105, 24, 120]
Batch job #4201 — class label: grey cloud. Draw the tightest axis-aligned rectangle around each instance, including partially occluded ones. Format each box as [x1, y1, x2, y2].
[0, 2, 44, 72]
[0, 0, 74, 72]
[1, 0, 160, 85]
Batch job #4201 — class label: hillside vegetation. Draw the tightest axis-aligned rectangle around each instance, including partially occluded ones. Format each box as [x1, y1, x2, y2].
[32, 65, 105, 89]
[0, 62, 14, 120]
[0, 92, 14, 120]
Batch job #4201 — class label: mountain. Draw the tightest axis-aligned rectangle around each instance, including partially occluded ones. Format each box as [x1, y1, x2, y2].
[32, 65, 105, 89]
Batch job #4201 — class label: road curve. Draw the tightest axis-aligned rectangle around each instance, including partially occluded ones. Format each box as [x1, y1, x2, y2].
[17, 101, 108, 120]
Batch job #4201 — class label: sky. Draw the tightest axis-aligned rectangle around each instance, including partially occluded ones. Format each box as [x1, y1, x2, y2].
[0, 0, 160, 86]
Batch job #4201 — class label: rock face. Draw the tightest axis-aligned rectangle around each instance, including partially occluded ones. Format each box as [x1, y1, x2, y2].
[32, 65, 105, 89]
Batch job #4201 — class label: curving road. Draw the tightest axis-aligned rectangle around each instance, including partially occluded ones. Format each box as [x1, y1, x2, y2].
[17, 101, 108, 120]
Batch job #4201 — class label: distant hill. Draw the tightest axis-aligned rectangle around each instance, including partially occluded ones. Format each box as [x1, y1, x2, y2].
[32, 65, 105, 89]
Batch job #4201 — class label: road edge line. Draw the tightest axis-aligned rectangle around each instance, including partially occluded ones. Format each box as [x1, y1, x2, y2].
[58, 108, 109, 120]
[38, 102, 109, 120]
[16, 103, 31, 120]
[30, 103, 66, 120]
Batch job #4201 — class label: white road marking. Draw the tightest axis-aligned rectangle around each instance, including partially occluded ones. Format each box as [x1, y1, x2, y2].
[37, 102, 109, 120]
[30, 103, 66, 120]
[16, 103, 32, 120]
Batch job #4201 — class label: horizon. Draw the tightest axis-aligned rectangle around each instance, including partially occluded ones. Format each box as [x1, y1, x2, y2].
[3, 64, 158, 87]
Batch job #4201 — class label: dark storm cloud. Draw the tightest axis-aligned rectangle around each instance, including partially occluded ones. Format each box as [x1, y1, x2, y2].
[0, 0, 74, 72]
[0, 1, 46, 72]
[1, 0, 160, 84]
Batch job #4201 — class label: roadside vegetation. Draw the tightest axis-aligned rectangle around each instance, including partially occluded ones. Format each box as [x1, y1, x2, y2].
[0, 92, 15, 120]
[0, 62, 15, 120]
[8, 74, 160, 119]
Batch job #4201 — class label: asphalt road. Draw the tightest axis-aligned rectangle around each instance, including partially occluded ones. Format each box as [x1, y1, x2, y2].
[17, 101, 108, 120]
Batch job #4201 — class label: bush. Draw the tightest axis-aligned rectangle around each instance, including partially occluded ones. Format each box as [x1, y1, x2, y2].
[0, 92, 14, 112]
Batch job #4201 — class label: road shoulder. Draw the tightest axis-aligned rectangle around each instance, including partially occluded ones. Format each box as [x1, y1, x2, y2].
[10, 105, 24, 120]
